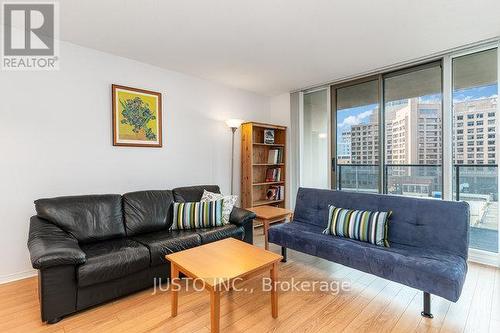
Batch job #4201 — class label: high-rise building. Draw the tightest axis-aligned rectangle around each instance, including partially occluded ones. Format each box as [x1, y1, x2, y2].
[346, 99, 442, 194]
[337, 131, 352, 164]
[349, 99, 442, 166]
[385, 98, 442, 166]
[349, 110, 379, 165]
[341, 96, 497, 195]
[453, 97, 497, 165]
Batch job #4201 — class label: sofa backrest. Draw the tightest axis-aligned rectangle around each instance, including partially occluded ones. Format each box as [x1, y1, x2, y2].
[35, 194, 125, 244]
[294, 187, 470, 259]
[122, 190, 174, 236]
[172, 185, 220, 202]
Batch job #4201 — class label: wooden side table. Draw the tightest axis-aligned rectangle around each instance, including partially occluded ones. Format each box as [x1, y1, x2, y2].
[248, 205, 293, 250]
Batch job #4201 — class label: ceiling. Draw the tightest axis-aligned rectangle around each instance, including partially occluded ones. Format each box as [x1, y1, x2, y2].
[57, 0, 500, 96]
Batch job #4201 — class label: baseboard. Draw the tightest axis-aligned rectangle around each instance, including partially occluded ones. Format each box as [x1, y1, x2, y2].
[468, 248, 500, 267]
[0, 269, 37, 285]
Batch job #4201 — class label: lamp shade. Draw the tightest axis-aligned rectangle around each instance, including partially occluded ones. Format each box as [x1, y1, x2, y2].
[225, 119, 244, 129]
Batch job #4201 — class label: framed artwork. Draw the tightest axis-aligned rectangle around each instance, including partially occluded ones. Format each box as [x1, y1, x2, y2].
[112, 84, 162, 147]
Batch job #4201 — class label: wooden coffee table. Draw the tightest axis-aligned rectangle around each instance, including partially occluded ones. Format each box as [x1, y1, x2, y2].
[165, 238, 283, 333]
[248, 205, 293, 250]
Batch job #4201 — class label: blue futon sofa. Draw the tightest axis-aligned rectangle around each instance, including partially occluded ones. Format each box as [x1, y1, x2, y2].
[268, 187, 469, 318]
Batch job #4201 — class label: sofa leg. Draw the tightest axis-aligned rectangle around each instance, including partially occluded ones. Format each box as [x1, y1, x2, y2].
[421, 292, 433, 318]
[281, 247, 287, 262]
[47, 317, 62, 324]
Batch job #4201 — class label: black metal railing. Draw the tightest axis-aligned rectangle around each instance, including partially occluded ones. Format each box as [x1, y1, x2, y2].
[337, 163, 498, 201]
[337, 164, 378, 192]
[453, 164, 498, 201]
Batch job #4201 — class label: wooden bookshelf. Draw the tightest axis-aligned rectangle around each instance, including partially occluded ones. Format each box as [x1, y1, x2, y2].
[252, 181, 285, 186]
[253, 143, 285, 147]
[241, 122, 287, 209]
[252, 163, 285, 166]
[253, 199, 284, 207]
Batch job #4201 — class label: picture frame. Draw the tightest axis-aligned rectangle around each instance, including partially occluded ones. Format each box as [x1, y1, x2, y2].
[264, 129, 275, 144]
[112, 84, 162, 147]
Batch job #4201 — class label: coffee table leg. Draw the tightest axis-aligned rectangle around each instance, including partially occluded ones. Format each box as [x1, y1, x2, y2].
[264, 220, 270, 250]
[171, 263, 179, 317]
[271, 262, 278, 318]
[210, 289, 220, 333]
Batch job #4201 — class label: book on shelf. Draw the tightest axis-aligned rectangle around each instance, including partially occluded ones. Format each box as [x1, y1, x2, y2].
[267, 147, 283, 164]
[265, 167, 282, 182]
[266, 185, 285, 201]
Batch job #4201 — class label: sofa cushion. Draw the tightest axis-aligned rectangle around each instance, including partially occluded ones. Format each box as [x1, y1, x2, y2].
[171, 199, 224, 230]
[123, 190, 174, 236]
[35, 194, 125, 244]
[198, 224, 245, 244]
[78, 238, 150, 287]
[268, 221, 325, 254]
[132, 229, 202, 266]
[172, 185, 220, 202]
[268, 222, 467, 302]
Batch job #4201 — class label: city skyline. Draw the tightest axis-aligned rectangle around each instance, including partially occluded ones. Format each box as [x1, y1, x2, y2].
[336, 83, 498, 165]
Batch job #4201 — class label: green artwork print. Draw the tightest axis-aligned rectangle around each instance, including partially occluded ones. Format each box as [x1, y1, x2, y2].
[119, 97, 157, 140]
[113, 85, 162, 147]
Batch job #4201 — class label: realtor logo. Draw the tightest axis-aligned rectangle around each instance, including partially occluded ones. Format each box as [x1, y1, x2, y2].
[2, 2, 59, 70]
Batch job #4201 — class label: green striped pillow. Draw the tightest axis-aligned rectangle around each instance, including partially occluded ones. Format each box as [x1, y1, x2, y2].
[323, 205, 392, 247]
[171, 199, 224, 230]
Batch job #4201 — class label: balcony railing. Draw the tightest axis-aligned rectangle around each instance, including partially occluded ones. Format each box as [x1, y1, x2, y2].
[338, 164, 497, 197]
[337, 163, 499, 252]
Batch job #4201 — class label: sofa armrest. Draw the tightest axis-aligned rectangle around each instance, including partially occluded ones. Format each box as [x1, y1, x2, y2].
[230, 207, 256, 244]
[28, 216, 86, 269]
[229, 207, 256, 226]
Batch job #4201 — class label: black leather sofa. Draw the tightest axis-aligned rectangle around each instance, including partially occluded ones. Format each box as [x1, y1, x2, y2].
[27, 185, 256, 324]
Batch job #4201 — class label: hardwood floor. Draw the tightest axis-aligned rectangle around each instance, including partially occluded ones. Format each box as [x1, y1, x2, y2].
[0, 231, 498, 333]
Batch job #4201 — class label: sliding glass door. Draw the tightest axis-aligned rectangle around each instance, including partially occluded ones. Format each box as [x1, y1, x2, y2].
[332, 63, 444, 198]
[452, 48, 498, 253]
[383, 62, 443, 198]
[333, 79, 380, 192]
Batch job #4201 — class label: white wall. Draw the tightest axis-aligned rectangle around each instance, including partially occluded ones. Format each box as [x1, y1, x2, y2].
[0, 42, 270, 282]
[270, 93, 292, 207]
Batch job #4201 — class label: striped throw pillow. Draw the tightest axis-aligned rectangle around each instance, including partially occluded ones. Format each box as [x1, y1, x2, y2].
[323, 206, 392, 247]
[200, 190, 237, 225]
[171, 199, 224, 230]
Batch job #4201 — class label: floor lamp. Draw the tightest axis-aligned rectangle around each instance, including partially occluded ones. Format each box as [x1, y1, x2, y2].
[225, 119, 244, 195]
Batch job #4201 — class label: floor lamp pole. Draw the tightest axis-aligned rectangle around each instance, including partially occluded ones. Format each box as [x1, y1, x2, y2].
[230, 127, 236, 195]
